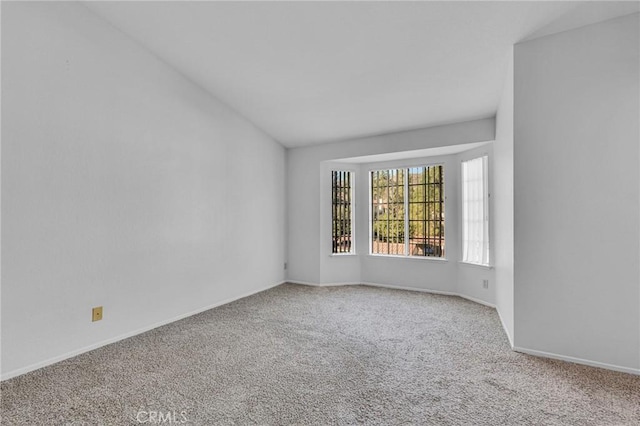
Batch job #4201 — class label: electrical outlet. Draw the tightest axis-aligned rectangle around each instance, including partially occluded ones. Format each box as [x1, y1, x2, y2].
[482, 280, 489, 289]
[92, 306, 103, 322]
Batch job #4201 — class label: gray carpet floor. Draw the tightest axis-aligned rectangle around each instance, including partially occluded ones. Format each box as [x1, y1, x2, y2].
[1, 283, 639, 425]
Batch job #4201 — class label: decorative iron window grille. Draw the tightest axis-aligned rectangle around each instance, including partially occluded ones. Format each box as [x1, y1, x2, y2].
[371, 169, 406, 255]
[331, 171, 353, 254]
[371, 165, 445, 257]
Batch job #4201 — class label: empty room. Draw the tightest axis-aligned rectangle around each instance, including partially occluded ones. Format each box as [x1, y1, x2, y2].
[1, 1, 639, 424]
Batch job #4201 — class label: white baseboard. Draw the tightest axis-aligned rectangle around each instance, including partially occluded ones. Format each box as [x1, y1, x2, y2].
[496, 307, 514, 349]
[284, 279, 318, 286]
[287, 280, 361, 287]
[359, 281, 458, 297]
[457, 294, 496, 308]
[513, 346, 639, 376]
[1, 280, 286, 382]
[289, 280, 496, 307]
[363, 282, 495, 308]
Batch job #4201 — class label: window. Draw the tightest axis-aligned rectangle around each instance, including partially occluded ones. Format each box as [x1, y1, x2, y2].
[461, 156, 489, 265]
[371, 165, 445, 257]
[331, 171, 354, 254]
[371, 169, 406, 255]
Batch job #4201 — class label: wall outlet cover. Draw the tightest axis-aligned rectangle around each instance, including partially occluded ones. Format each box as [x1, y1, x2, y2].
[92, 306, 103, 322]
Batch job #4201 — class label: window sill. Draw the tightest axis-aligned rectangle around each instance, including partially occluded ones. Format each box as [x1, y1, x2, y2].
[330, 253, 357, 257]
[367, 254, 448, 262]
[458, 261, 493, 270]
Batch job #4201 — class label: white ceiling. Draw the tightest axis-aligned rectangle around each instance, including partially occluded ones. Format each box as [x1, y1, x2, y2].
[85, 1, 639, 148]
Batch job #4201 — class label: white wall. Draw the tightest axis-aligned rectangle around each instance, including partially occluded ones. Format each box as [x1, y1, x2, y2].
[494, 48, 515, 345]
[514, 13, 639, 372]
[456, 145, 495, 306]
[1, 2, 286, 379]
[287, 118, 495, 293]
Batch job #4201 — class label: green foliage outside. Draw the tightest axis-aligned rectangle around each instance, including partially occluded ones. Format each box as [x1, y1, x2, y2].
[372, 166, 444, 242]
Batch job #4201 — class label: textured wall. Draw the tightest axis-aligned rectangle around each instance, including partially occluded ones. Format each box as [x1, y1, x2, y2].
[1, 2, 286, 378]
[514, 14, 639, 371]
[494, 47, 515, 345]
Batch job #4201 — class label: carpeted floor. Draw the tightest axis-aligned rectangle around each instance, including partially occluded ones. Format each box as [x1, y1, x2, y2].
[1, 283, 639, 425]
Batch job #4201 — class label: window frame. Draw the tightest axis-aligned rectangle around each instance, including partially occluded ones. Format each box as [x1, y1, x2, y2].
[460, 155, 490, 267]
[368, 162, 446, 260]
[330, 169, 356, 255]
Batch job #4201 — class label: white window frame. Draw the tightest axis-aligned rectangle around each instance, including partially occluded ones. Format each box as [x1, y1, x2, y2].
[461, 155, 490, 266]
[368, 162, 446, 260]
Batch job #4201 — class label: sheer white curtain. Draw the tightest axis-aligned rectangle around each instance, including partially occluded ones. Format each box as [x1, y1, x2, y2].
[462, 156, 489, 265]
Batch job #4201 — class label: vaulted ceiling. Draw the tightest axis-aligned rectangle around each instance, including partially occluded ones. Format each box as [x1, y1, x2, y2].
[86, 1, 639, 147]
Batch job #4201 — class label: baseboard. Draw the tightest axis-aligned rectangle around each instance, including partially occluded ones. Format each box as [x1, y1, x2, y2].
[457, 294, 496, 308]
[496, 307, 514, 349]
[362, 282, 495, 307]
[290, 280, 497, 307]
[287, 280, 361, 287]
[359, 281, 458, 297]
[1, 280, 286, 382]
[513, 346, 640, 376]
[285, 279, 318, 286]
